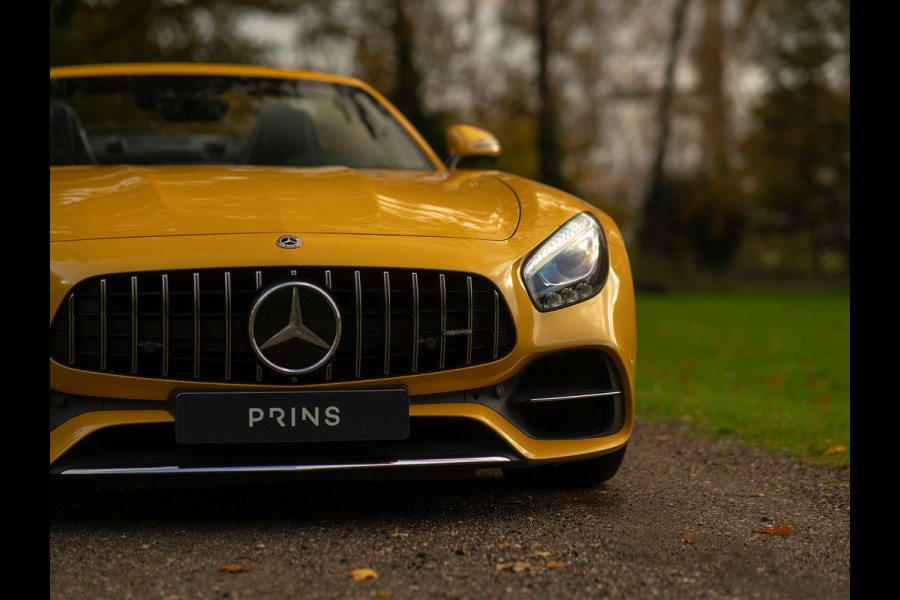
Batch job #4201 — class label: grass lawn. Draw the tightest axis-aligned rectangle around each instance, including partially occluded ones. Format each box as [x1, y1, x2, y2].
[634, 290, 850, 468]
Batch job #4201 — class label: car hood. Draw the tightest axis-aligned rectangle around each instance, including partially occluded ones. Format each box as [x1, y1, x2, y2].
[49, 165, 521, 243]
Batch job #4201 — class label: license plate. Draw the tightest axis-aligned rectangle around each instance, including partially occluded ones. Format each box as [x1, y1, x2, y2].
[175, 387, 409, 444]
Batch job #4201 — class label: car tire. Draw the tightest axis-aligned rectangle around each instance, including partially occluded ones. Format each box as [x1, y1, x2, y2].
[503, 444, 627, 488]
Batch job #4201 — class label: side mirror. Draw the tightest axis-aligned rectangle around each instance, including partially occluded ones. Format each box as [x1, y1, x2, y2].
[445, 124, 501, 169]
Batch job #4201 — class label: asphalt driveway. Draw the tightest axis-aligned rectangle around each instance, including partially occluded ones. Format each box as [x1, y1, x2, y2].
[49, 420, 850, 599]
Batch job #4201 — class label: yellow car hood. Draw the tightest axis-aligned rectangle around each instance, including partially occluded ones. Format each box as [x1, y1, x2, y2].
[50, 165, 521, 242]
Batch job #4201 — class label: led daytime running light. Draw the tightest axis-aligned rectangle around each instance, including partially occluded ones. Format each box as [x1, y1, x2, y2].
[528, 217, 590, 270]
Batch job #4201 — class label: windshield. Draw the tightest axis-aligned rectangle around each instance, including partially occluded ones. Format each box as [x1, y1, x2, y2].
[50, 74, 435, 171]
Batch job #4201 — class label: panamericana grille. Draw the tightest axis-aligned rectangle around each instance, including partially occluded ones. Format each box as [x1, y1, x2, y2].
[49, 267, 516, 385]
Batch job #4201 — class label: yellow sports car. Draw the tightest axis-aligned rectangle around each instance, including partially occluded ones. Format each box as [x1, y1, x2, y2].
[50, 63, 636, 486]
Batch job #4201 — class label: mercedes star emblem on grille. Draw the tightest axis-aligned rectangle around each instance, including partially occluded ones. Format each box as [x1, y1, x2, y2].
[248, 281, 341, 375]
[275, 235, 302, 249]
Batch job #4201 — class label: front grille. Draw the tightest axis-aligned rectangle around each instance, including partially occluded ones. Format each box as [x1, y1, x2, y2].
[49, 267, 516, 385]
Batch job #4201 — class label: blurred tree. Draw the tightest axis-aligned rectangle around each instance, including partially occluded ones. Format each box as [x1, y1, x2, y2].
[534, 0, 564, 191]
[737, 0, 850, 275]
[497, 0, 609, 194]
[49, 0, 297, 67]
[285, 0, 449, 156]
[663, 0, 745, 273]
[694, 0, 727, 176]
[640, 0, 691, 258]
[386, 0, 446, 157]
[639, 0, 850, 278]
[288, 0, 605, 178]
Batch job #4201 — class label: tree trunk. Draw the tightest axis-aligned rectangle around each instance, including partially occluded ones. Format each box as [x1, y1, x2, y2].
[640, 0, 691, 255]
[536, 0, 565, 190]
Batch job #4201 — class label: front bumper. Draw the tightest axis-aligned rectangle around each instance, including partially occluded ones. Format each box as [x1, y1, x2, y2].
[50, 229, 636, 477]
[50, 348, 631, 476]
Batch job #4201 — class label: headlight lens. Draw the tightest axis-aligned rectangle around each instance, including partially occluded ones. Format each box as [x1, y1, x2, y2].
[522, 212, 609, 311]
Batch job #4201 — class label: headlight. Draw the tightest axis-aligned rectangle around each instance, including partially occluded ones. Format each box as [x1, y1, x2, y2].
[522, 212, 609, 311]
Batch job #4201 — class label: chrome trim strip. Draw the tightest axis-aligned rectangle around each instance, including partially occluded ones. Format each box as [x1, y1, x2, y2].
[59, 456, 513, 476]
[224, 271, 232, 381]
[67, 294, 75, 365]
[162, 274, 169, 377]
[354, 270, 362, 379]
[466, 276, 473, 365]
[130, 276, 138, 374]
[99, 278, 107, 370]
[439, 273, 447, 369]
[192, 272, 200, 379]
[529, 390, 622, 403]
[383, 271, 391, 375]
[411, 272, 419, 373]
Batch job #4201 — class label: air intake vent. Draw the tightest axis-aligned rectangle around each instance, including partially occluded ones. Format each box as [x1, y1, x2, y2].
[49, 267, 516, 385]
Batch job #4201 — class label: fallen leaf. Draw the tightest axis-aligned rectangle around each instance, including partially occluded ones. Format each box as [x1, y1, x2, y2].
[544, 561, 567, 569]
[391, 532, 409, 537]
[826, 445, 849, 454]
[681, 535, 695, 544]
[350, 568, 378, 581]
[456, 547, 469, 555]
[218, 564, 251, 573]
[753, 522, 794, 535]
[497, 542, 521, 548]
[496, 562, 534, 572]
[534, 551, 551, 557]
[377, 591, 392, 598]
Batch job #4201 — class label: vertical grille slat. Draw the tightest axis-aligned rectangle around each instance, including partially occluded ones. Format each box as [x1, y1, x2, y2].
[100, 278, 107, 371]
[192, 272, 200, 379]
[224, 271, 232, 381]
[493, 290, 500, 360]
[354, 270, 362, 379]
[411, 272, 420, 374]
[130, 276, 138, 374]
[254, 270, 263, 382]
[162, 274, 170, 377]
[67, 294, 75, 365]
[324, 269, 333, 382]
[439, 273, 447, 370]
[466, 276, 473, 366]
[50, 267, 516, 385]
[383, 271, 391, 376]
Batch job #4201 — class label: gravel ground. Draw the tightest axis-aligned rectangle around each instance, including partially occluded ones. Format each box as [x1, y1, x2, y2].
[49, 420, 850, 599]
